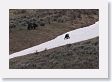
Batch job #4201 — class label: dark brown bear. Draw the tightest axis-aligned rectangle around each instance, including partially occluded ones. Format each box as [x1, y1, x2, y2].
[64, 34, 70, 40]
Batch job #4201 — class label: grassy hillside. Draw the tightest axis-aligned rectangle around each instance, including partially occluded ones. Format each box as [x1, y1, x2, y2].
[9, 9, 99, 54]
[10, 37, 99, 69]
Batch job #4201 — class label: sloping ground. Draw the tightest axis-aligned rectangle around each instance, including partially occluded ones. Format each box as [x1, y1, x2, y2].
[9, 23, 74, 54]
[9, 22, 99, 59]
[9, 9, 99, 54]
[9, 37, 99, 69]
[9, 21, 97, 54]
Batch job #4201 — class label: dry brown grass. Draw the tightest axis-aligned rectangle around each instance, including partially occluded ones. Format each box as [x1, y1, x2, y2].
[10, 37, 99, 69]
[9, 9, 99, 54]
[9, 23, 74, 54]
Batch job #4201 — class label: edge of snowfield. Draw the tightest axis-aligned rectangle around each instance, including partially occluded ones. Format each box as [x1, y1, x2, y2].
[9, 22, 99, 59]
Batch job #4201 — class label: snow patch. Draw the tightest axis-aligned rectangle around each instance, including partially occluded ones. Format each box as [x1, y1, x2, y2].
[9, 22, 99, 59]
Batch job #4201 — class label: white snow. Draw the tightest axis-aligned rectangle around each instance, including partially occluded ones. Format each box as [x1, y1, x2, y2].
[9, 22, 99, 59]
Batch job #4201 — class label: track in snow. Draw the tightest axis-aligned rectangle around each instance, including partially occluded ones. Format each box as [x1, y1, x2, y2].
[9, 22, 99, 59]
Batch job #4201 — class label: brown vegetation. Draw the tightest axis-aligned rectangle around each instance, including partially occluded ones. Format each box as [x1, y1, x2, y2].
[10, 37, 99, 69]
[9, 9, 99, 54]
